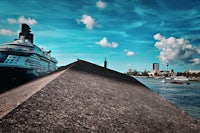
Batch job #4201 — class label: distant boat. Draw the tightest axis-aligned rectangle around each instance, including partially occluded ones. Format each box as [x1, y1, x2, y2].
[171, 76, 190, 85]
[174, 76, 189, 81]
[166, 77, 172, 80]
[161, 79, 166, 83]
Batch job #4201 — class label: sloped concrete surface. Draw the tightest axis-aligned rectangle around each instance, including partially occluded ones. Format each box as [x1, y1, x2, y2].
[0, 60, 200, 132]
[0, 70, 66, 119]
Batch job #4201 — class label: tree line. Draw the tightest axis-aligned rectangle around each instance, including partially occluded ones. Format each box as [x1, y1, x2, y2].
[126, 70, 149, 76]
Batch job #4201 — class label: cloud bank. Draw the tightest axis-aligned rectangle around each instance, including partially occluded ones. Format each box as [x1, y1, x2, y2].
[7, 16, 37, 25]
[77, 14, 96, 30]
[124, 49, 135, 56]
[96, 37, 118, 48]
[0, 29, 15, 36]
[154, 33, 200, 65]
[96, 0, 107, 9]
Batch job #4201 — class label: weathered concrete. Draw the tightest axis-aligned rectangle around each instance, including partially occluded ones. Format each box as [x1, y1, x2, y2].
[0, 69, 66, 119]
[0, 60, 200, 132]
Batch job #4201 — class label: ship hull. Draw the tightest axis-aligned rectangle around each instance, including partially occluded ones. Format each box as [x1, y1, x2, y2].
[0, 53, 57, 84]
[0, 24, 58, 91]
[0, 65, 56, 93]
[0, 66, 37, 83]
[0, 66, 38, 93]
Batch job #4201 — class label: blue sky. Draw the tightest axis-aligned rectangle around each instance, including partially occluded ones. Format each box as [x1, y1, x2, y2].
[0, 0, 200, 72]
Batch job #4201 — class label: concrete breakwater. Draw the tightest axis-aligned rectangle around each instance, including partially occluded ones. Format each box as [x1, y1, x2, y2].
[0, 60, 200, 132]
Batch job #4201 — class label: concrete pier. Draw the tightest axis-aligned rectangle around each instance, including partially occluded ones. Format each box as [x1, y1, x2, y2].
[0, 60, 200, 132]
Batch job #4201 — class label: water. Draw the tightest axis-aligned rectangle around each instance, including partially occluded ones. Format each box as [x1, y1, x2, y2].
[135, 77, 200, 120]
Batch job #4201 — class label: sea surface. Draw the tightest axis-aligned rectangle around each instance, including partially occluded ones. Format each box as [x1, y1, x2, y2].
[135, 77, 200, 120]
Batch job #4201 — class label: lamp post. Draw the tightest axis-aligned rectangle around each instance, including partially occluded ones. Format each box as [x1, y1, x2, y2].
[166, 63, 168, 71]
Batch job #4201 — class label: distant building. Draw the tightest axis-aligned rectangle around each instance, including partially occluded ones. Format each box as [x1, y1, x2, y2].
[188, 68, 200, 74]
[128, 68, 132, 73]
[153, 63, 159, 71]
[152, 63, 160, 76]
[148, 63, 176, 77]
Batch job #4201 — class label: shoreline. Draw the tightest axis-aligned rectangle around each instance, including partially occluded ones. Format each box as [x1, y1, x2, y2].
[133, 76, 200, 81]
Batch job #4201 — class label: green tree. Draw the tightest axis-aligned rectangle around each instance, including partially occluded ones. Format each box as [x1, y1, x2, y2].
[127, 71, 139, 76]
[141, 70, 149, 76]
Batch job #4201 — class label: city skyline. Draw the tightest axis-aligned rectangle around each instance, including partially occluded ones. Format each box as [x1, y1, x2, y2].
[0, 0, 200, 72]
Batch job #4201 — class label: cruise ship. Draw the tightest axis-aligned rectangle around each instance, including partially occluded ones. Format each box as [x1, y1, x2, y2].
[0, 24, 58, 83]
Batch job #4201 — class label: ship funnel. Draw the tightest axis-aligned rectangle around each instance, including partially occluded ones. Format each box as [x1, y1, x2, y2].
[19, 24, 34, 43]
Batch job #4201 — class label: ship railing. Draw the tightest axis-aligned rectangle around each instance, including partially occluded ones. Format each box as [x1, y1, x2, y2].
[0, 47, 31, 53]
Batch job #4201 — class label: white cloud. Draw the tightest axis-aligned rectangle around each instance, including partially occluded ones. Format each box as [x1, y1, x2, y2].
[7, 16, 37, 25]
[96, 37, 118, 48]
[96, 0, 107, 9]
[0, 29, 15, 36]
[153, 33, 163, 40]
[124, 49, 135, 56]
[154, 33, 200, 65]
[77, 14, 96, 30]
[7, 18, 17, 24]
[191, 58, 200, 65]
